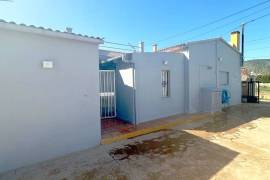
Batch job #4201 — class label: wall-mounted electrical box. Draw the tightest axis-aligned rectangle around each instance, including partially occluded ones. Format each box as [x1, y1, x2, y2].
[42, 61, 54, 69]
[200, 87, 221, 113]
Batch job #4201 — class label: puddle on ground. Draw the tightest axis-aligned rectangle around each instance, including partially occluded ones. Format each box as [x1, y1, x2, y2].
[109, 130, 196, 161]
[109, 105, 268, 161]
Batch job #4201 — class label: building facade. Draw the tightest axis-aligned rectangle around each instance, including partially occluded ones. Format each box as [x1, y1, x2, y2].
[0, 21, 103, 173]
[101, 38, 241, 123]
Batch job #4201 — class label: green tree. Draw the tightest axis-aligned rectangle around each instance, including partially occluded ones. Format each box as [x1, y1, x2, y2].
[256, 75, 270, 83]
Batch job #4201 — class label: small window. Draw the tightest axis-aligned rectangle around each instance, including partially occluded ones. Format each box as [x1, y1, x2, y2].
[161, 70, 170, 97]
[220, 71, 229, 86]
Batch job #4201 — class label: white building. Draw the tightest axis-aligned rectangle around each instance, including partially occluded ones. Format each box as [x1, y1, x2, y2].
[100, 38, 241, 124]
[0, 20, 103, 173]
[162, 38, 242, 113]
[0, 19, 241, 173]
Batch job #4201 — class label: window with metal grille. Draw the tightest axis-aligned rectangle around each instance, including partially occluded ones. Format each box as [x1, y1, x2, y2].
[161, 70, 170, 97]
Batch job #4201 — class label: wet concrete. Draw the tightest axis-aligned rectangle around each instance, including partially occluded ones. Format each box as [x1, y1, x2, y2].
[109, 130, 195, 161]
[106, 129, 239, 180]
[1, 103, 270, 180]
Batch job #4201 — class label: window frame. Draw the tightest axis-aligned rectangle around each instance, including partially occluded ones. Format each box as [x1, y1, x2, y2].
[161, 70, 170, 97]
[220, 71, 229, 86]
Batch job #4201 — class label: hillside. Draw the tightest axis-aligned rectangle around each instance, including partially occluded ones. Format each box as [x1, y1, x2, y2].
[244, 59, 270, 75]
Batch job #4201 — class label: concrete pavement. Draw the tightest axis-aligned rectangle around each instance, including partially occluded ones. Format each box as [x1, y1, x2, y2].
[1, 103, 270, 180]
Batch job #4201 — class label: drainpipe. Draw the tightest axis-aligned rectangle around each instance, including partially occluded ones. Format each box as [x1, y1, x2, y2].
[215, 40, 219, 90]
[184, 54, 190, 114]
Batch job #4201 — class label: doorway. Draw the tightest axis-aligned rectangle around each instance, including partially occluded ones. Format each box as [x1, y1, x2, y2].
[100, 70, 116, 118]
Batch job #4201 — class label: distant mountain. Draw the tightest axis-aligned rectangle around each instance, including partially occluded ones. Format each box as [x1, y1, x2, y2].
[244, 59, 270, 75]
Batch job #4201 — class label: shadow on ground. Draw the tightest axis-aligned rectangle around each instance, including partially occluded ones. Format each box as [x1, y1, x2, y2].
[77, 129, 239, 180]
[2, 103, 270, 180]
[81, 103, 270, 179]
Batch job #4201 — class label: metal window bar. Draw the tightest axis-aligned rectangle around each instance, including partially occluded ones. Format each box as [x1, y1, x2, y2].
[100, 70, 116, 119]
[161, 70, 170, 97]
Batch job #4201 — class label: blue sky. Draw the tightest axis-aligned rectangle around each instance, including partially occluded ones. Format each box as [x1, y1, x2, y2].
[0, 0, 270, 60]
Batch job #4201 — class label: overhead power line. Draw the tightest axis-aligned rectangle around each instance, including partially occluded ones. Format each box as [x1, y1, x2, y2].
[160, 9, 270, 50]
[182, 5, 270, 42]
[245, 36, 270, 46]
[245, 56, 270, 59]
[243, 11, 270, 25]
[102, 40, 139, 52]
[100, 45, 135, 52]
[104, 41, 139, 48]
[239, 11, 270, 64]
[155, 0, 270, 43]
[247, 46, 270, 51]
[220, 11, 270, 40]
[247, 36, 270, 43]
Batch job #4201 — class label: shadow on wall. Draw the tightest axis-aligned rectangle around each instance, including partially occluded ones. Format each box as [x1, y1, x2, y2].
[116, 66, 135, 124]
[195, 102, 270, 133]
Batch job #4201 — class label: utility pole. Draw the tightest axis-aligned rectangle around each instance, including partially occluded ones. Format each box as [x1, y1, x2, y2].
[239, 12, 270, 66]
[241, 23, 245, 67]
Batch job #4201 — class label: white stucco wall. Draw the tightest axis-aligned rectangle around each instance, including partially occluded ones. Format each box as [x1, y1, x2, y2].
[113, 39, 240, 124]
[217, 40, 241, 105]
[187, 39, 241, 113]
[187, 40, 217, 113]
[0, 28, 101, 173]
[132, 53, 186, 123]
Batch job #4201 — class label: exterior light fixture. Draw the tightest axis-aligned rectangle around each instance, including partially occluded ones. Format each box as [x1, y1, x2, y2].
[42, 60, 54, 69]
[162, 60, 168, 65]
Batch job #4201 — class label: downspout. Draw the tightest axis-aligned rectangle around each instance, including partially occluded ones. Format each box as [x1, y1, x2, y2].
[216, 40, 223, 111]
[215, 40, 219, 90]
[184, 54, 190, 114]
[182, 45, 190, 114]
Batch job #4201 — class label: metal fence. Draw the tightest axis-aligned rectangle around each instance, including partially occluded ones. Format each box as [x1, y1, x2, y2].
[242, 80, 260, 103]
[100, 70, 116, 118]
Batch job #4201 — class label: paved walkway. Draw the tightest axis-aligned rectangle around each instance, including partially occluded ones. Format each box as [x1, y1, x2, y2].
[101, 112, 210, 144]
[1, 103, 270, 180]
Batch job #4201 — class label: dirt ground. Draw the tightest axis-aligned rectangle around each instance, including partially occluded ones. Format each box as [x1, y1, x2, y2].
[1, 103, 270, 180]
